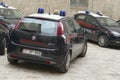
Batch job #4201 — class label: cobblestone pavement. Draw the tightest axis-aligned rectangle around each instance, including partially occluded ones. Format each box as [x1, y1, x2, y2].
[0, 42, 120, 80]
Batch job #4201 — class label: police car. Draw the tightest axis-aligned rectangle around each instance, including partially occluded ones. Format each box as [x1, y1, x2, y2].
[7, 8, 87, 73]
[0, 2, 24, 30]
[74, 11, 120, 47]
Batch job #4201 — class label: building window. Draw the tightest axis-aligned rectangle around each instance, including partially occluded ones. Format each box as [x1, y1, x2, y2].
[70, 0, 88, 7]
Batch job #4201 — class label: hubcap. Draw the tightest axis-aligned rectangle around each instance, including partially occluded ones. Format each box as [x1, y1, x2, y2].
[99, 37, 105, 46]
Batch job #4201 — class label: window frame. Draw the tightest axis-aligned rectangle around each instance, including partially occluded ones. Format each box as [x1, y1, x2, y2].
[17, 18, 58, 36]
[65, 18, 79, 34]
[70, 0, 88, 8]
[75, 14, 86, 21]
[85, 15, 99, 26]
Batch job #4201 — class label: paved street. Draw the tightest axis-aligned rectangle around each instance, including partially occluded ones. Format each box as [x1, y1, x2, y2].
[0, 42, 120, 80]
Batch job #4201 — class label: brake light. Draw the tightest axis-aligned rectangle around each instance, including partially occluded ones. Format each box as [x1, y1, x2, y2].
[14, 18, 23, 30]
[57, 22, 64, 36]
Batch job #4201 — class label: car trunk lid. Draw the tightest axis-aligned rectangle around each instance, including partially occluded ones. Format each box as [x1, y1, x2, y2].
[12, 17, 59, 49]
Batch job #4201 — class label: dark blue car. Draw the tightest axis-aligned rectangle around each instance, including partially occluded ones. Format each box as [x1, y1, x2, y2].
[74, 11, 120, 47]
[7, 11, 87, 73]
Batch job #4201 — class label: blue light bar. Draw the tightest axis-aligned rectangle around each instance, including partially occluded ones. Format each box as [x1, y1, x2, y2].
[85, 10, 90, 14]
[0, 2, 7, 7]
[59, 10, 66, 16]
[0, 2, 5, 5]
[38, 8, 44, 14]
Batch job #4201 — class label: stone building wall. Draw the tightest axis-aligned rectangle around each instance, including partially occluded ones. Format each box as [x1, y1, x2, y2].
[88, 0, 120, 20]
[0, 0, 120, 19]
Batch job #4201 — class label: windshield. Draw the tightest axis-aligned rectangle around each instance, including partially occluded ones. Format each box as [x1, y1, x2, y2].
[97, 17, 120, 27]
[0, 8, 24, 19]
[17, 18, 57, 35]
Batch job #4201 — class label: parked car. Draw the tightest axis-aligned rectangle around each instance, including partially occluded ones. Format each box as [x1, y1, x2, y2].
[0, 23, 9, 55]
[74, 11, 120, 47]
[0, 2, 24, 30]
[117, 20, 120, 24]
[7, 9, 87, 73]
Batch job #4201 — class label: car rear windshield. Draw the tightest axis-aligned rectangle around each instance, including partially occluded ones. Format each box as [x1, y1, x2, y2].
[17, 18, 57, 35]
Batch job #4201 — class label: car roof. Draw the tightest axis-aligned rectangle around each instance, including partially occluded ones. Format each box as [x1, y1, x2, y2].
[27, 14, 64, 21]
[78, 11, 109, 18]
[0, 5, 16, 10]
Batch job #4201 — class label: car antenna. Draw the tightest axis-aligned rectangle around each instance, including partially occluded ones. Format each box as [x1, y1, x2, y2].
[49, 7, 51, 15]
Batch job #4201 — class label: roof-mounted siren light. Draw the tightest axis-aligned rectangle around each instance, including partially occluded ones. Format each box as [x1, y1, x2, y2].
[96, 11, 103, 16]
[0, 2, 8, 7]
[38, 8, 44, 14]
[85, 10, 90, 14]
[59, 10, 66, 16]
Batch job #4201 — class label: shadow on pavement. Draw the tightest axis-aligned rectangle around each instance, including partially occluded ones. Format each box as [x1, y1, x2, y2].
[87, 40, 120, 50]
[8, 61, 61, 74]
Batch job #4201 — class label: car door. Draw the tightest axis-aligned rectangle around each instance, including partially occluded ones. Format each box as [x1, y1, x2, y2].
[64, 18, 83, 59]
[74, 14, 91, 36]
[85, 15, 100, 41]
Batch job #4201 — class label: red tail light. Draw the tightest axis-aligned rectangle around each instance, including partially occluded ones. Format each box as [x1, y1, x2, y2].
[14, 18, 23, 30]
[57, 22, 64, 36]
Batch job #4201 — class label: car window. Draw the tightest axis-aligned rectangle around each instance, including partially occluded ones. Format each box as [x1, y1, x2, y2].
[72, 19, 83, 33]
[97, 17, 120, 27]
[65, 19, 79, 33]
[17, 18, 57, 35]
[13, 10, 24, 18]
[62, 20, 69, 33]
[75, 14, 86, 21]
[0, 24, 7, 31]
[86, 15, 97, 25]
[0, 8, 24, 19]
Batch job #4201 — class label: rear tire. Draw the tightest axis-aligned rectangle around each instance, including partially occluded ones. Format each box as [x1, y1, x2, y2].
[58, 53, 71, 73]
[7, 57, 18, 64]
[0, 38, 6, 55]
[98, 35, 109, 47]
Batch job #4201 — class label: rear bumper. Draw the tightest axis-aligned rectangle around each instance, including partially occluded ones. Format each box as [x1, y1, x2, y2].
[8, 52, 57, 66]
[7, 42, 67, 68]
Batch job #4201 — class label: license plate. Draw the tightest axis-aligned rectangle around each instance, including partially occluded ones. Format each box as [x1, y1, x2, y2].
[22, 49, 42, 56]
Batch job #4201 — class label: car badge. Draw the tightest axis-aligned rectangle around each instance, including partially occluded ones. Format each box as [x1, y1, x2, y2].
[32, 36, 36, 40]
